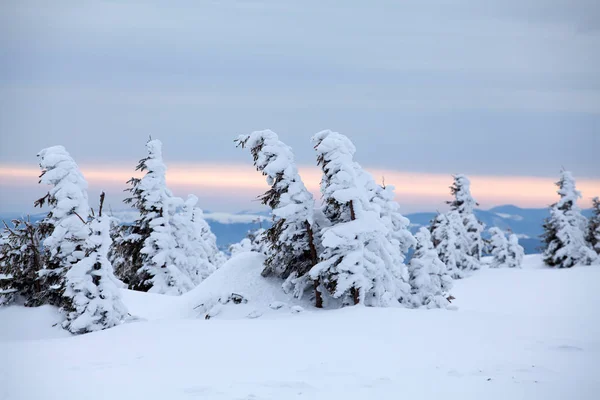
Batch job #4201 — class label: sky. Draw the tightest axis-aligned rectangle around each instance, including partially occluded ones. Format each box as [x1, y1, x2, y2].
[0, 0, 599, 214]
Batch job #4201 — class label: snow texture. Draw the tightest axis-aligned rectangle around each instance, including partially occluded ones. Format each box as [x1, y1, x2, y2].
[2, 254, 599, 400]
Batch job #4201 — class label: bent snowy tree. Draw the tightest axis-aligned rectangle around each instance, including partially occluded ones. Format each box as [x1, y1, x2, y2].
[310, 130, 409, 307]
[236, 130, 322, 307]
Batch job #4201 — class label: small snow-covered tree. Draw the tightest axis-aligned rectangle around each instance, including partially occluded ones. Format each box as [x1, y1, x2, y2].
[587, 197, 600, 255]
[488, 227, 509, 269]
[229, 228, 268, 256]
[309, 130, 405, 307]
[112, 139, 192, 294]
[33, 146, 90, 308]
[506, 233, 524, 269]
[193, 208, 227, 268]
[62, 193, 128, 334]
[542, 170, 597, 268]
[170, 195, 217, 286]
[447, 174, 484, 261]
[430, 211, 478, 279]
[408, 227, 452, 309]
[0, 218, 45, 306]
[236, 130, 320, 303]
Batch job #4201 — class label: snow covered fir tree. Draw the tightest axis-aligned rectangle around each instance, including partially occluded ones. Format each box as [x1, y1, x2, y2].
[235, 130, 321, 305]
[429, 175, 483, 279]
[62, 193, 129, 334]
[447, 174, 485, 261]
[587, 197, 600, 255]
[488, 227, 524, 269]
[0, 217, 44, 306]
[7, 145, 130, 333]
[308, 130, 414, 307]
[408, 227, 452, 309]
[111, 139, 223, 295]
[542, 170, 597, 268]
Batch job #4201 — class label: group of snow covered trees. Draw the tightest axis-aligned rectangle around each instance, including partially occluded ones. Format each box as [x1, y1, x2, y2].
[236, 130, 488, 310]
[1, 130, 597, 333]
[0, 140, 224, 334]
[542, 170, 599, 268]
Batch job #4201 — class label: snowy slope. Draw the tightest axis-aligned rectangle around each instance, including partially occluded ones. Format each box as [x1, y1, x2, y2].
[1, 255, 599, 400]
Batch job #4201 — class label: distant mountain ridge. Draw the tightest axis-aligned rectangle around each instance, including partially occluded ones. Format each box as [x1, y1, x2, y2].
[1, 206, 593, 254]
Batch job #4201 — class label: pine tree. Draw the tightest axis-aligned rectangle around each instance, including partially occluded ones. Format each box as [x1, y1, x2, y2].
[587, 197, 600, 255]
[235, 130, 320, 304]
[430, 211, 478, 279]
[309, 130, 406, 307]
[112, 139, 192, 294]
[0, 217, 45, 306]
[506, 233, 524, 269]
[62, 193, 129, 334]
[170, 195, 217, 286]
[447, 174, 484, 262]
[542, 170, 597, 268]
[34, 146, 91, 308]
[408, 228, 452, 309]
[488, 227, 509, 268]
[193, 208, 227, 268]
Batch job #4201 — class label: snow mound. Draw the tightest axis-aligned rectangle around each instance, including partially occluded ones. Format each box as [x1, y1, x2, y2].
[179, 252, 311, 320]
[0, 305, 71, 341]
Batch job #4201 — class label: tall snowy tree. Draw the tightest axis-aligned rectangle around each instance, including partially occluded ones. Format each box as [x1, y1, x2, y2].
[235, 130, 321, 305]
[193, 208, 227, 269]
[62, 193, 129, 334]
[408, 227, 453, 309]
[447, 174, 484, 261]
[488, 227, 509, 269]
[542, 170, 597, 268]
[506, 233, 525, 269]
[309, 130, 407, 307]
[33, 146, 91, 307]
[112, 139, 192, 294]
[430, 211, 478, 279]
[587, 197, 600, 255]
[0, 217, 45, 306]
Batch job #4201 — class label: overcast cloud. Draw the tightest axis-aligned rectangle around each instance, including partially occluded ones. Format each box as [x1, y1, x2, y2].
[0, 0, 599, 212]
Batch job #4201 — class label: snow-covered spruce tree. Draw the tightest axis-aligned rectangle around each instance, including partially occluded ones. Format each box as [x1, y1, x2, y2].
[0, 218, 45, 306]
[542, 170, 597, 268]
[170, 195, 217, 286]
[193, 208, 227, 268]
[408, 227, 452, 309]
[365, 177, 415, 303]
[235, 130, 321, 304]
[430, 211, 478, 279]
[229, 228, 268, 256]
[587, 197, 600, 255]
[33, 146, 90, 307]
[309, 130, 405, 307]
[506, 233, 524, 269]
[113, 139, 192, 294]
[62, 193, 128, 334]
[488, 227, 509, 268]
[447, 174, 484, 262]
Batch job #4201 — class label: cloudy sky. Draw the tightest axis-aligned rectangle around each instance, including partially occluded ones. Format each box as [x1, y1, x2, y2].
[0, 0, 598, 213]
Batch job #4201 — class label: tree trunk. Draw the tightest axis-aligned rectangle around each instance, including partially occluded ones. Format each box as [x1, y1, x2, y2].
[306, 221, 323, 309]
[351, 287, 360, 305]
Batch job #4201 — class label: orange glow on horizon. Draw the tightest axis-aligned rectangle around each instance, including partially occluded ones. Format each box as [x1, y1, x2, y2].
[1, 162, 599, 210]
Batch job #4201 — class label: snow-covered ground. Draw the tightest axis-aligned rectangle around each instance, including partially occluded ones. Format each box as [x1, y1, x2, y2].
[1, 254, 599, 399]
